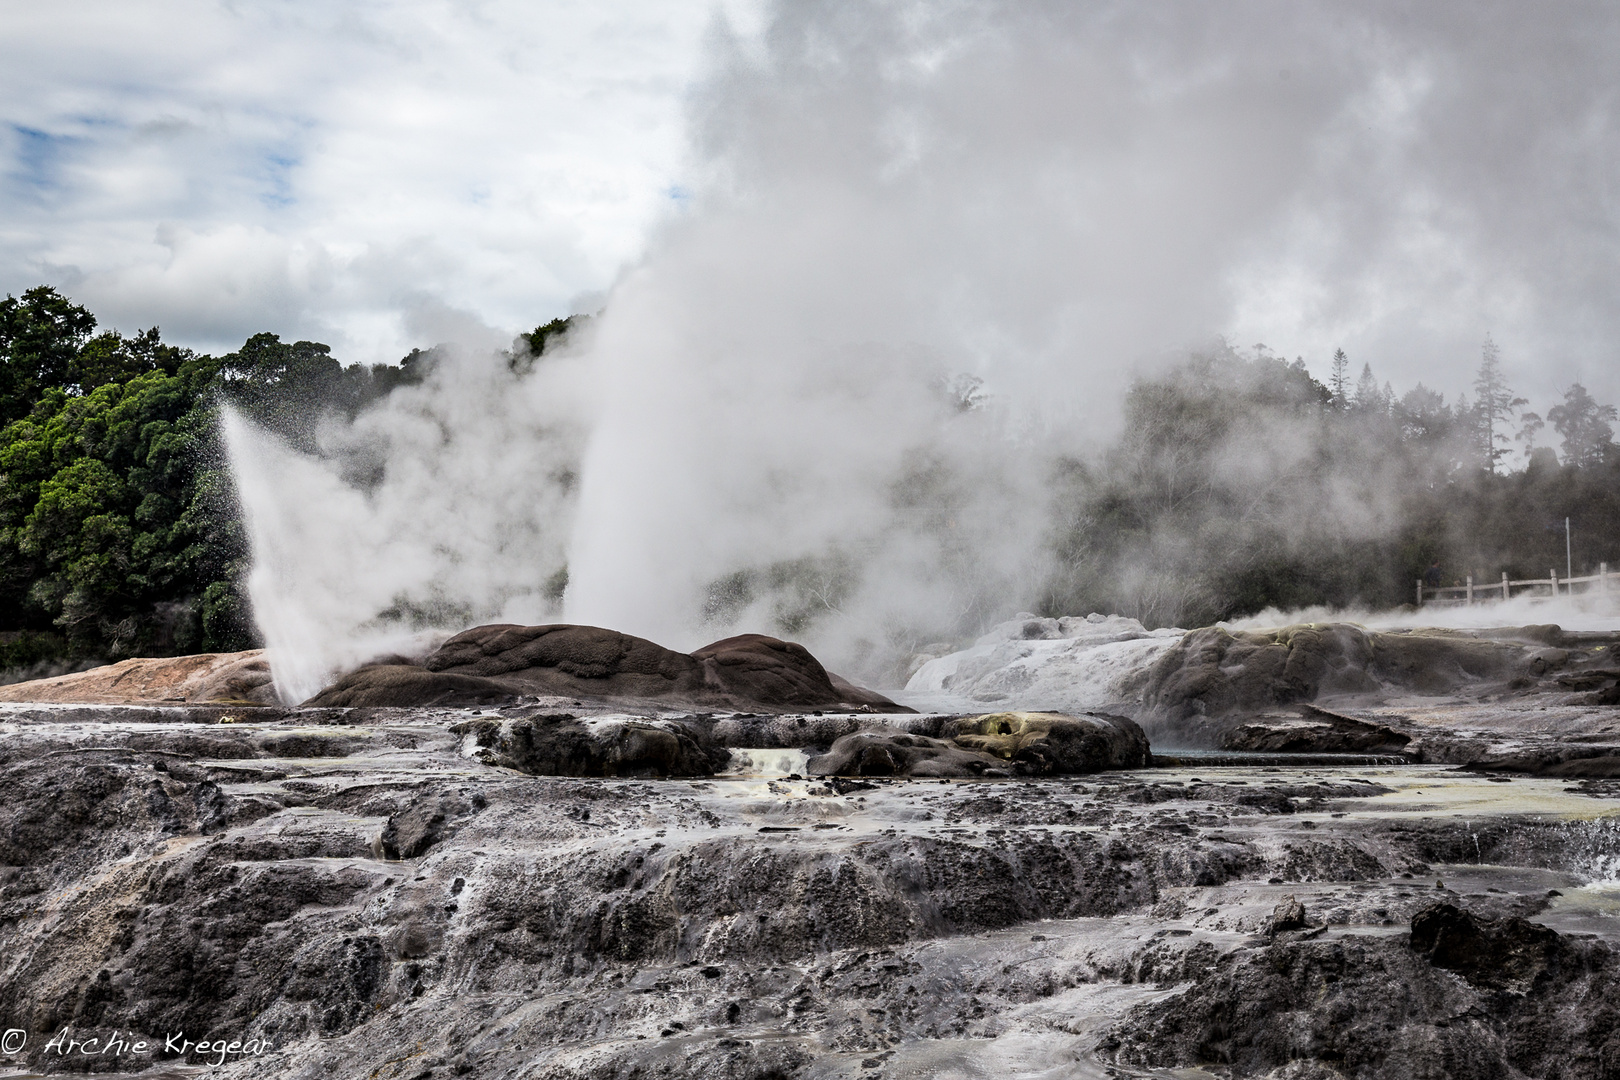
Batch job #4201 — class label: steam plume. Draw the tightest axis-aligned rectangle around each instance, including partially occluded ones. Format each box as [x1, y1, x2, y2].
[226, 0, 1620, 700]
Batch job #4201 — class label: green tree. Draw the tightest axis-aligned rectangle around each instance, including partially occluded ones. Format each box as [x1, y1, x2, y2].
[1, 292, 432, 671]
[1547, 382, 1618, 468]
[0, 356, 250, 656]
[0, 287, 98, 425]
[71, 326, 190, 391]
[217, 332, 428, 450]
[510, 314, 588, 375]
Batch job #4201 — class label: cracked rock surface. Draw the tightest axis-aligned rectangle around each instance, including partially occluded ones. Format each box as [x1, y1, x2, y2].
[1, 701, 1619, 1078]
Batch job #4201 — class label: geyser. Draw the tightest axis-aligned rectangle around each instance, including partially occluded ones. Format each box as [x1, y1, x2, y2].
[224, 0, 1620, 701]
[222, 337, 594, 703]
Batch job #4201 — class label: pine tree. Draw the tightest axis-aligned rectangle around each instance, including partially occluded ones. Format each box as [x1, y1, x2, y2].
[1328, 349, 1349, 410]
[1353, 362, 1382, 413]
[1471, 335, 1528, 474]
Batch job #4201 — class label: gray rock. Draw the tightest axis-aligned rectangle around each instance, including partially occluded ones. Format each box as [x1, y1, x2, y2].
[451, 713, 722, 777]
[1, 701, 1618, 1078]
[1105, 901, 1616, 1079]
[805, 730, 1014, 777]
[1267, 894, 1307, 934]
[805, 711, 1149, 777]
[1143, 622, 1620, 732]
[944, 710, 1151, 773]
[1221, 705, 1412, 755]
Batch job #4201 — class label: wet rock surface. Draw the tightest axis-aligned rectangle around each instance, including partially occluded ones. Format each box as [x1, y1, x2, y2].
[1221, 704, 1413, 756]
[306, 625, 905, 713]
[1142, 622, 1620, 732]
[0, 699, 1619, 1077]
[1105, 899, 1620, 1079]
[805, 711, 1150, 778]
[451, 713, 725, 778]
[945, 710, 1152, 773]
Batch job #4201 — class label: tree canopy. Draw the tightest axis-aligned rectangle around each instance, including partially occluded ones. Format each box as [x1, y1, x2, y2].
[0, 288, 431, 677]
[1045, 342, 1620, 628]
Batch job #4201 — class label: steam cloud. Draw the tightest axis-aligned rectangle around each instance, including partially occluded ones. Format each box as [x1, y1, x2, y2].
[228, 0, 1620, 702]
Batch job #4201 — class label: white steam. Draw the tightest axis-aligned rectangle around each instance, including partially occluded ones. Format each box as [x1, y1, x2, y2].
[225, 0, 1620, 700]
[224, 339, 594, 703]
[1228, 596, 1620, 636]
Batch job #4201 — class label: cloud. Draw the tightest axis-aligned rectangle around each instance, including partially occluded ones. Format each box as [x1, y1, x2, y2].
[0, 0, 758, 359]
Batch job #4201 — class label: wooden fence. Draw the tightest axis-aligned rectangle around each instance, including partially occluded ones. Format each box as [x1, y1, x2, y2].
[1418, 563, 1616, 606]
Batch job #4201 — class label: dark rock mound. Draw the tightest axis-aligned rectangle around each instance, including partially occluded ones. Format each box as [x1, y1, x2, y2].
[1105, 903, 1618, 1079]
[452, 714, 720, 777]
[944, 711, 1150, 773]
[305, 624, 905, 713]
[429, 623, 698, 694]
[1409, 902, 1562, 989]
[302, 664, 518, 708]
[1221, 704, 1412, 755]
[691, 633, 886, 709]
[827, 669, 901, 710]
[807, 711, 1148, 777]
[806, 731, 1016, 778]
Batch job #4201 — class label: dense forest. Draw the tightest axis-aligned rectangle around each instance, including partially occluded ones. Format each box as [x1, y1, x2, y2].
[0, 286, 437, 678]
[3, 285, 1618, 681]
[1044, 341, 1620, 628]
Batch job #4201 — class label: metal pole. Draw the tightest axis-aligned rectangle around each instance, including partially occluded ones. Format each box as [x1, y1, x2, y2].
[1502, 571, 1510, 601]
[1416, 579, 1423, 606]
[1567, 517, 1573, 584]
[1467, 574, 1474, 605]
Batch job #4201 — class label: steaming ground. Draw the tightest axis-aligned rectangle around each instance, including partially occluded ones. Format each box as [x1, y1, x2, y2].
[896, 603, 1620, 737]
[1230, 596, 1620, 636]
[898, 614, 1186, 715]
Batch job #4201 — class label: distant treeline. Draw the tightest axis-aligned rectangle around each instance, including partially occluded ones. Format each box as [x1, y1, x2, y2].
[4, 285, 1617, 677]
[1044, 341, 1620, 627]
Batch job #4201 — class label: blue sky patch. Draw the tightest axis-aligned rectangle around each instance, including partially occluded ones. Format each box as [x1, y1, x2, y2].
[260, 152, 299, 208]
[6, 125, 80, 197]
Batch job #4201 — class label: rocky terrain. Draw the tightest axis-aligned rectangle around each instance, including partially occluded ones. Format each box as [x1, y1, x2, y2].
[0, 618, 1616, 1078]
[0, 651, 276, 707]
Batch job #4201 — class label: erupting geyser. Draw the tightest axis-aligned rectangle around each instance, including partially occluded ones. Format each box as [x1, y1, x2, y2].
[222, 1, 1620, 701]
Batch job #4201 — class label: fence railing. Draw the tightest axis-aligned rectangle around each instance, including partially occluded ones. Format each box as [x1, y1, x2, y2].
[1418, 563, 1615, 606]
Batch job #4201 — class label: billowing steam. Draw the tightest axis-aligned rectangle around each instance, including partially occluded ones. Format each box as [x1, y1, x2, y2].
[223, 339, 594, 702]
[226, 0, 1620, 702]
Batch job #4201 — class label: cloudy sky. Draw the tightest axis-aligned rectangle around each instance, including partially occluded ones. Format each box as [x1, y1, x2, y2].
[1, 0, 759, 360]
[4, 0, 1618, 412]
